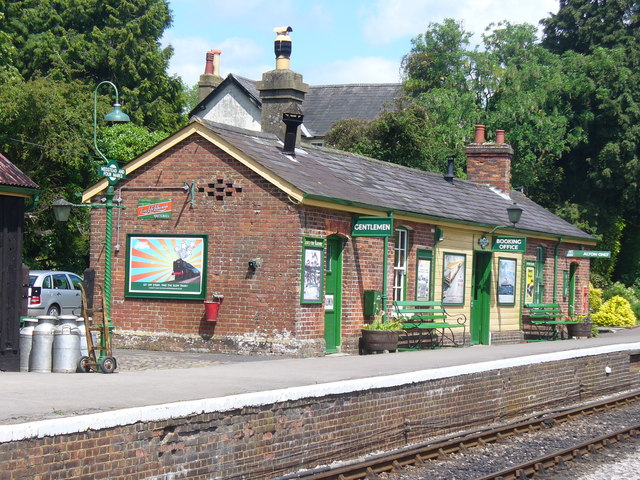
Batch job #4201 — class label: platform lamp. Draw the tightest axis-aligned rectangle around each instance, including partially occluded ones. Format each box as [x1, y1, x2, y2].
[53, 81, 129, 339]
[478, 202, 524, 250]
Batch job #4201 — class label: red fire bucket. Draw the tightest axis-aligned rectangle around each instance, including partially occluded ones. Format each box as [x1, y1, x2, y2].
[204, 301, 221, 322]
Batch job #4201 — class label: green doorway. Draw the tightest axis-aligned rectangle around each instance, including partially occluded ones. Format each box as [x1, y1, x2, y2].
[324, 236, 344, 353]
[471, 251, 492, 345]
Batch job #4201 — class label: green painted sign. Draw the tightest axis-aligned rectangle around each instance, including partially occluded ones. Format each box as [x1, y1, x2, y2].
[352, 216, 393, 237]
[492, 236, 526, 252]
[99, 160, 126, 185]
[567, 250, 611, 258]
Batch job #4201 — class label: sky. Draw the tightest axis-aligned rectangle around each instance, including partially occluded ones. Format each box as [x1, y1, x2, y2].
[162, 0, 559, 88]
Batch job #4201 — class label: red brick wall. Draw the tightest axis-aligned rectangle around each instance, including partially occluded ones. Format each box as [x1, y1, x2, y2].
[524, 239, 591, 315]
[1, 351, 636, 479]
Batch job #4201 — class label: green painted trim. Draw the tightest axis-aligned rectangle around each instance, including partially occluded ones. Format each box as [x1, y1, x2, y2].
[553, 238, 562, 303]
[302, 193, 596, 245]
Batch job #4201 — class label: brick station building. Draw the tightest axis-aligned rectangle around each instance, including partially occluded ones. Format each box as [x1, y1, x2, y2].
[83, 30, 595, 357]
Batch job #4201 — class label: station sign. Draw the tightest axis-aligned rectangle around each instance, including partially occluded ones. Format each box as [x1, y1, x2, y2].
[352, 216, 393, 237]
[492, 236, 526, 252]
[99, 160, 126, 185]
[567, 250, 611, 258]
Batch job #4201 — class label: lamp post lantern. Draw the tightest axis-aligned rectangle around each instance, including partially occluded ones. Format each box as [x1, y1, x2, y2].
[93, 81, 129, 329]
[53, 81, 129, 345]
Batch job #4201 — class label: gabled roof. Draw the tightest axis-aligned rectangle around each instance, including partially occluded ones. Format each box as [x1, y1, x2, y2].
[189, 75, 402, 138]
[83, 120, 594, 244]
[0, 153, 38, 196]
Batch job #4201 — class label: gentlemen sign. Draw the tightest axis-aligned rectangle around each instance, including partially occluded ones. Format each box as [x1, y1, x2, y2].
[567, 250, 611, 258]
[492, 236, 526, 252]
[352, 217, 393, 237]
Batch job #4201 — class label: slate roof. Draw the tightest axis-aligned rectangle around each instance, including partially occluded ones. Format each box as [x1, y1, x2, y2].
[190, 76, 402, 138]
[302, 84, 402, 137]
[0, 153, 38, 191]
[198, 120, 593, 243]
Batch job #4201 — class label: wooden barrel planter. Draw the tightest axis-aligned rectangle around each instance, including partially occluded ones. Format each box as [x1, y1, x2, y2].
[567, 321, 594, 338]
[360, 329, 401, 354]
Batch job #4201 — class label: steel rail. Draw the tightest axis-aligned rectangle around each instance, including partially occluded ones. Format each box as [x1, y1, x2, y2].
[278, 390, 640, 480]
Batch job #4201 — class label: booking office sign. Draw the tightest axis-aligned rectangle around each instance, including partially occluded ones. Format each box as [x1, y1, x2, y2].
[125, 234, 208, 300]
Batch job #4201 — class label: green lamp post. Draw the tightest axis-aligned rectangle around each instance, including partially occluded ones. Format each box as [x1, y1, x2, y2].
[53, 81, 129, 348]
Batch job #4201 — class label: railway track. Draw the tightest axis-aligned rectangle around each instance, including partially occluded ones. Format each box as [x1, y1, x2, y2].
[273, 390, 640, 480]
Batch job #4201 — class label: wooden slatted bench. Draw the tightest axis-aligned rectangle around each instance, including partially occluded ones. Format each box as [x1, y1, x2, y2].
[524, 303, 580, 340]
[393, 300, 467, 349]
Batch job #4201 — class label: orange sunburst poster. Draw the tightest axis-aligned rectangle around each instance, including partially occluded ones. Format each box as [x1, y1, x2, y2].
[125, 234, 207, 300]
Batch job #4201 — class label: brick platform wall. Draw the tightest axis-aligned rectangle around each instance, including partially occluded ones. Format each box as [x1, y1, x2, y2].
[2, 350, 638, 479]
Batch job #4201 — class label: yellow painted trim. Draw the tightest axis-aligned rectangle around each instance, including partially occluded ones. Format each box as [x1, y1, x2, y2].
[82, 122, 305, 204]
[0, 191, 31, 199]
[300, 197, 386, 216]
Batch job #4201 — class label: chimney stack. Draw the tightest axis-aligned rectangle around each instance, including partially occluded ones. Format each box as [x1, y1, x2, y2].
[257, 26, 308, 141]
[465, 125, 513, 193]
[197, 49, 223, 103]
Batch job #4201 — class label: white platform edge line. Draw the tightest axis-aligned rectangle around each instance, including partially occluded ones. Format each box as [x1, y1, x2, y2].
[2, 342, 638, 443]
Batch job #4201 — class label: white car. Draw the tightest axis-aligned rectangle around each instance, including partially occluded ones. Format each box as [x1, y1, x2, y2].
[27, 270, 83, 317]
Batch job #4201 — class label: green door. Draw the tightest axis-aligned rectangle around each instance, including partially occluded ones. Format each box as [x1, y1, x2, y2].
[471, 252, 492, 345]
[568, 263, 578, 317]
[324, 236, 343, 353]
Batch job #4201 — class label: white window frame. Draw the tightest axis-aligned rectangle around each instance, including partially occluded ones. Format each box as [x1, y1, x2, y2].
[393, 228, 408, 301]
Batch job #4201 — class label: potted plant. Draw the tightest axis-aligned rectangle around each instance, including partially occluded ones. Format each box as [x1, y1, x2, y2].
[360, 312, 404, 354]
[567, 315, 594, 338]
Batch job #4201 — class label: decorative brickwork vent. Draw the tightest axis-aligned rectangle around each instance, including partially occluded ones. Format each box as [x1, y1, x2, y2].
[198, 178, 243, 201]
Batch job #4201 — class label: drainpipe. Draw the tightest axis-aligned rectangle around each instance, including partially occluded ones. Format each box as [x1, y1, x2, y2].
[382, 212, 394, 315]
[553, 237, 563, 303]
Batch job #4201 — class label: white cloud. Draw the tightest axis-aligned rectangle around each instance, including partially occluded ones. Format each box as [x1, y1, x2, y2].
[304, 57, 403, 85]
[362, 0, 559, 47]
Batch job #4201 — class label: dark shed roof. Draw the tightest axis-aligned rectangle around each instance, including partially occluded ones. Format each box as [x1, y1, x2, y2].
[200, 120, 593, 243]
[0, 153, 38, 191]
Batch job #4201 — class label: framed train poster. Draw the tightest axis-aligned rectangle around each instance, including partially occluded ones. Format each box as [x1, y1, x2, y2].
[125, 234, 207, 300]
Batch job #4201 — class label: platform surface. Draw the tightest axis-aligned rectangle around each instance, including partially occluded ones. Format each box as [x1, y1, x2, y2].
[2, 328, 639, 428]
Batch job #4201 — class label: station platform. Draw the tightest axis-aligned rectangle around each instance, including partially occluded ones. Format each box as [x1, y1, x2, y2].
[2, 327, 639, 431]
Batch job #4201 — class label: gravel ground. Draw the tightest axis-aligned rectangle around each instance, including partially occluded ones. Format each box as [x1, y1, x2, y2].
[111, 348, 280, 371]
[378, 395, 640, 480]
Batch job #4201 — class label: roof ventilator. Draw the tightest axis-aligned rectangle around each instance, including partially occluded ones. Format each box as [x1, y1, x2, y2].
[282, 103, 304, 156]
[444, 156, 455, 183]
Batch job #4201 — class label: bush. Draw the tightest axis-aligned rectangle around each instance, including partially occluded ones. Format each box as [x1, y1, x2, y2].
[602, 282, 640, 319]
[589, 283, 603, 313]
[591, 296, 637, 327]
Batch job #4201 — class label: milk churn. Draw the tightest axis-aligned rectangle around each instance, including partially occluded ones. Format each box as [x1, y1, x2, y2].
[76, 317, 89, 356]
[52, 315, 81, 373]
[19, 317, 38, 372]
[30, 315, 57, 373]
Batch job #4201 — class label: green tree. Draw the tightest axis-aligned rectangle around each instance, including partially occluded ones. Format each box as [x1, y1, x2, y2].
[4, 0, 188, 131]
[543, 1, 640, 283]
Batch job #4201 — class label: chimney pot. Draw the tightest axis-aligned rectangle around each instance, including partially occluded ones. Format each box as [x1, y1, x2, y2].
[273, 26, 293, 70]
[474, 125, 486, 143]
[444, 156, 455, 183]
[496, 129, 505, 143]
[282, 105, 304, 155]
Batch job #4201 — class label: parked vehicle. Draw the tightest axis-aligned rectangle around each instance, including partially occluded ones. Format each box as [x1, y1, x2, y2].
[27, 270, 83, 317]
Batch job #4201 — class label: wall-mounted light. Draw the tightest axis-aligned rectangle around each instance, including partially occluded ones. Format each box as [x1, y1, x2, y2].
[248, 258, 263, 271]
[434, 227, 444, 243]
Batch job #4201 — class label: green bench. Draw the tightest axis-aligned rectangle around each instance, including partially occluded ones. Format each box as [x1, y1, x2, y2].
[525, 303, 580, 340]
[393, 300, 467, 349]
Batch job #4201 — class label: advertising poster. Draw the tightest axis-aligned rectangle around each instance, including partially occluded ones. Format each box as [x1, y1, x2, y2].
[498, 258, 517, 305]
[302, 247, 323, 303]
[442, 253, 465, 304]
[416, 258, 431, 301]
[525, 264, 535, 304]
[126, 234, 207, 300]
